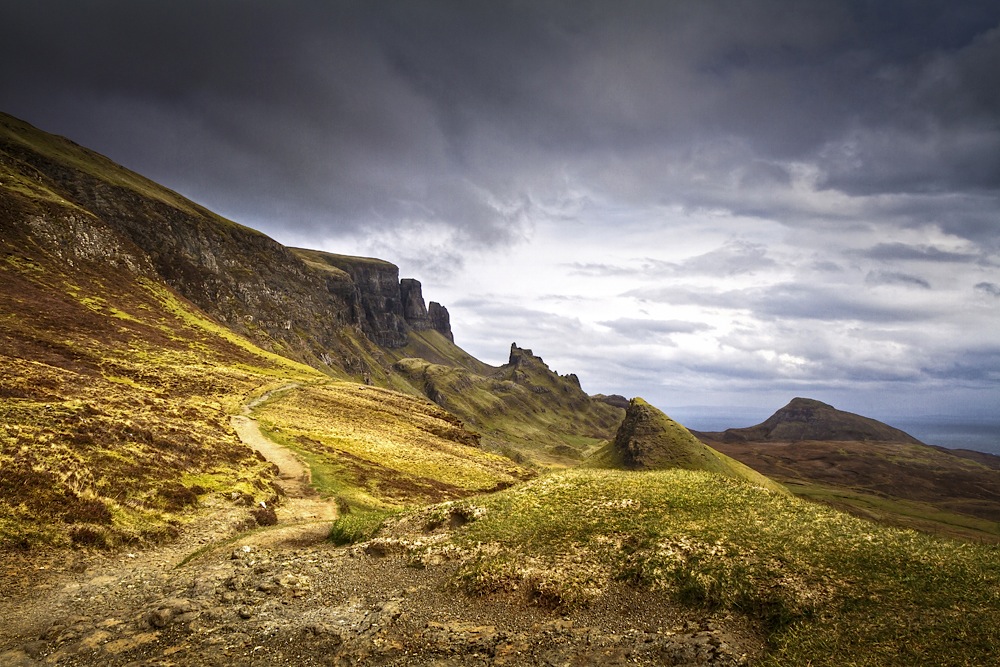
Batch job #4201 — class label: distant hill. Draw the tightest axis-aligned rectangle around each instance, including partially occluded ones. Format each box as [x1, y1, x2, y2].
[588, 398, 785, 493]
[696, 398, 1000, 542]
[698, 397, 923, 444]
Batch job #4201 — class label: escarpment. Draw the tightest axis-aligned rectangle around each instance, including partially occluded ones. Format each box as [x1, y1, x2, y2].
[1, 112, 454, 376]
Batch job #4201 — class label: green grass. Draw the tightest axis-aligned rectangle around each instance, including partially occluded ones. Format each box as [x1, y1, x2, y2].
[787, 480, 1000, 543]
[392, 353, 624, 468]
[364, 468, 1000, 666]
[0, 227, 322, 549]
[251, 381, 534, 509]
[328, 509, 399, 546]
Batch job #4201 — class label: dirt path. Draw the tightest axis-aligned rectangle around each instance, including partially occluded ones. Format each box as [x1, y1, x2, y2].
[228, 384, 337, 543]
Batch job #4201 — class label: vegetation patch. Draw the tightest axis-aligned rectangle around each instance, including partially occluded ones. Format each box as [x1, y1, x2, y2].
[364, 468, 1000, 666]
[0, 229, 320, 550]
[391, 346, 624, 467]
[328, 509, 397, 546]
[253, 382, 534, 508]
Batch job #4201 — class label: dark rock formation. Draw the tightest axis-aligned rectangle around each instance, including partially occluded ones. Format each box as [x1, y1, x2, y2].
[428, 302, 453, 342]
[400, 278, 429, 326]
[715, 397, 923, 444]
[399, 279, 454, 341]
[613, 398, 710, 470]
[604, 399, 784, 491]
[294, 250, 409, 348]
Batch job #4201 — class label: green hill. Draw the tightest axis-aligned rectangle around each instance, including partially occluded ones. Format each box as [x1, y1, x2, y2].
[393, 344, 625, 466]
[0, 112, 534, 548]
[706, 397, 923, 444]
[587, 397, 785, 493]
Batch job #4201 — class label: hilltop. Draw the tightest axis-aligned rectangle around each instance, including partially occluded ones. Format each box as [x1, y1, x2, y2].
[587, 398, 784, 494]
[394, 343, 624, 466]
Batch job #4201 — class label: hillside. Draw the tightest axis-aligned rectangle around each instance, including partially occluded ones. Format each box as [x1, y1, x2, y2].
[0, 112, 538, 549]
[0, 112, 464, 383]
[343, 468, 1000, 666]
[393, 344, 625, 466]
[587, 398, 785, 493]
[4, 111, 999, 666]
[697, 398, 1000, 542]
[701, 397, 923, 444]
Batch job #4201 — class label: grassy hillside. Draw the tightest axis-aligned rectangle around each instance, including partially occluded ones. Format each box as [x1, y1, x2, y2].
[349, 468, 1000, 666]
[587, 397, 785, 494]
[393, 345, 624, 467]
[0, 222, 321, 549]
[710, 438, 1000, 543]
[249, 382, 535, 511]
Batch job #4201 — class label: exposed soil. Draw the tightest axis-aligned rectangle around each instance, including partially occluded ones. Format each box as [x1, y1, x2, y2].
[0, 391, 761, 666]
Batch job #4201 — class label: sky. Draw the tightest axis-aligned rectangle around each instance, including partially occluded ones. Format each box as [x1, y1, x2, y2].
[3, 1, 999, 450]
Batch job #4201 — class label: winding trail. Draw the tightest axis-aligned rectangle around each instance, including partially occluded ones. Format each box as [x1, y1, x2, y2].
[228, 383, 338, 545]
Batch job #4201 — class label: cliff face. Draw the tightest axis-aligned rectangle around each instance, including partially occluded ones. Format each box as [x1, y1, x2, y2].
[401, 278, 454, 342]
[1, 112, 452, 373]
[291, 252, 454, 348]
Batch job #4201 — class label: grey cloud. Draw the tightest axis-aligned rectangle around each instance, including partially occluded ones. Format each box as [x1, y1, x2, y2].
[567, 240, 776, 280]
[864, 270, 932, 289]
[860, 243, 981, 263]
[922, 346, 1000, 382]
[975, 282, 1000, 297]
[5, 1, 1000, 254]
[627, 282, 935, 323]
[599, 318, 710, 341]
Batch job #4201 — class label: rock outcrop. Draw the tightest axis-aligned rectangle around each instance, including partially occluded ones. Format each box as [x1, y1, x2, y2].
[400, 278, 454, 341]
[428, 301, 453, 342]
[595, 398, 785, 492]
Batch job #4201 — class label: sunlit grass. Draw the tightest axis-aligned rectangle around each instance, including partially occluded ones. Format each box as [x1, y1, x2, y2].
[253, 382, 534, 509]
[362, 468, 1000, 666]
[0, 247, 321, 549]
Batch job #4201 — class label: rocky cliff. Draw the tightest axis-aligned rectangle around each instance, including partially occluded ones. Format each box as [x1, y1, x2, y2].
[0, 112, 452, 376]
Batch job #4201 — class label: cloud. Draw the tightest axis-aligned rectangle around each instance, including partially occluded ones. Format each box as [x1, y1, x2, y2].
[4, 1, 1000, 431]
[599, 318, 711, 342]
[860, 243, 981, 264]
[975, 282, 1000, 297]
[864, 270, 932, 289]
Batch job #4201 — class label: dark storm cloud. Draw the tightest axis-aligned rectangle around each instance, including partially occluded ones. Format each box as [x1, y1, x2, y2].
[4, 0, 1000, 250]
[4, 0, 1000, 428]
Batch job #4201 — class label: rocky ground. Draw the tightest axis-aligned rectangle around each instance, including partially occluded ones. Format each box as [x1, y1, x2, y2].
[0, 409, 762, 666]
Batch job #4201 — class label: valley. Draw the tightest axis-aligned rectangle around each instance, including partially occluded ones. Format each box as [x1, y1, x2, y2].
[3, 111, 1000, 665]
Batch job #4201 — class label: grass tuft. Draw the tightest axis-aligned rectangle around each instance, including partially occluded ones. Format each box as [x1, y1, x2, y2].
[328, 510, 396, 546]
